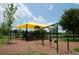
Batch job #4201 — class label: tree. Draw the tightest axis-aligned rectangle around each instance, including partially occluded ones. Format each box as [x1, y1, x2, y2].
[60, 8, 79, 40]
[3, 3, 17, 43]
[0, 23, 6, 35]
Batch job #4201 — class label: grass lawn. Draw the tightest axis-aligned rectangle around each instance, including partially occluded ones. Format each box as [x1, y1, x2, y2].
[62, 37, 79, 42]
[0, 36, 8, 47]
[73, 48, 79, 52]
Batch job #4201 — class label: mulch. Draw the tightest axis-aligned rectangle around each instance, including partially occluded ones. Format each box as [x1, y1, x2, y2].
[0, 38, 79, 55]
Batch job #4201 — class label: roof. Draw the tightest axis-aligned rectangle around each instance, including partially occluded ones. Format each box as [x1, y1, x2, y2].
[16, 22, 48, 29]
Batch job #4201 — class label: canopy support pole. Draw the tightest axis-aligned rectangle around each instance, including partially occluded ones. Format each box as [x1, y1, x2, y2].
[66, 31, 70, 52]
[49, 28, 52, 46]
[56, 23, 59, 53]
[41, 29, 44, 46]
[26, 24, 28, 40]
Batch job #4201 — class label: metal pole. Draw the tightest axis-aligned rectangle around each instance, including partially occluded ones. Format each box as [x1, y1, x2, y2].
[67, 31, 69, 52]
[49, 28, 52, 46]
[56, 23, 59, 53]
[26, 24, 28, 40]
[41, 29, 44, 45]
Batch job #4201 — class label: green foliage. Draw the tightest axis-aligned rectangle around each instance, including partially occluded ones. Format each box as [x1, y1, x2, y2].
[33, 29, 47, 39]
[63, 37, 79, 42]
[2, 3, 17, 42]
[0, 3, 17, 37]
[60, 8, 79, 40]
[60, 8, 79, 31]
[11, 29, 23, 38]
[34, 29, 42, 38]
[0, 23, 9, 35]
[4, 3, 17, 31]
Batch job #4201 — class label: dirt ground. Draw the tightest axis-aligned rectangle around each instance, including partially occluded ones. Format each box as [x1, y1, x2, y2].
[0, 38, 79, 55]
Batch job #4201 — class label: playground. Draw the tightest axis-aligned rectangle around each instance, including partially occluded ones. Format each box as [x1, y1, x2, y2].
[0, 22, 79, 55]
[0, 3, 79, 55]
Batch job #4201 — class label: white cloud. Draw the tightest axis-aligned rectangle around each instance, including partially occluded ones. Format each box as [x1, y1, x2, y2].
[0, 3, 34, 24]
[32, 16, 48, 24]
[15, 4, 48, 26]
[15, 3, 34, 19]
[0, 4, 6, 23]
[16, 4, 48, 25]
[0, 3, 8, 9]
[46, 22, 53, 25]
[0, 3, 52, 26]
[0, 7, 5, 11]
[48, 5, 53, 10]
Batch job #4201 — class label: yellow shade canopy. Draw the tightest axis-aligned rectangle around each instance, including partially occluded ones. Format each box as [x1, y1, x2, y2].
[16, 22, 47, 29]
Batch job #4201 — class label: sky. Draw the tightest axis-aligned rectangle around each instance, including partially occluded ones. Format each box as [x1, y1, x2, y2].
[0, 3, 79, 31]
[15, 3, 79, 26]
